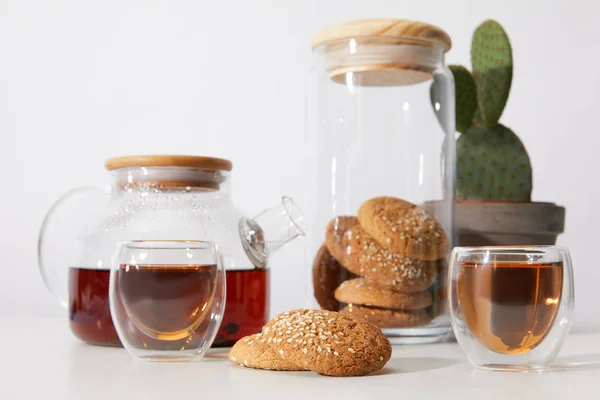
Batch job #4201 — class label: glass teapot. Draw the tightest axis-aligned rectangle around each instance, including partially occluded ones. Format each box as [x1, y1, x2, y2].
[38, 155, 306, 347]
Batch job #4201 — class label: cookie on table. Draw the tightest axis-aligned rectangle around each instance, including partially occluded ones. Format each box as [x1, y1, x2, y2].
[358, 197, 449, 261]
[312, 244, 356, 311]
[261, 309, 391, 377]
[341, 224, 438, 292]
[324, 216, 359, 267]
[334, 278, 433, 310]
[339, 304, 432, 328]
[228, 333, 304, 371]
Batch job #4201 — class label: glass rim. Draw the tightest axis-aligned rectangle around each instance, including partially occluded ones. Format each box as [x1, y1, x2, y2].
[451, 245, 569, 257]
[116, 240, 219, 251]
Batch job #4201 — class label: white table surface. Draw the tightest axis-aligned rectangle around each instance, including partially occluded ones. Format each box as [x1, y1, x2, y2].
[1, 317, 599, 400]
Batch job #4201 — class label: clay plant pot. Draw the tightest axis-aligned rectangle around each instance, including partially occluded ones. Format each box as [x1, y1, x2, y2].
[424, 201, 566, 247]
[454, 201, 566, 246]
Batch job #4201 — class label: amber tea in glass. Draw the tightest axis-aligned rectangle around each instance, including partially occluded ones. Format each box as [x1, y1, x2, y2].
[449, 246, 574, 371]
[110, 241, 225, 361]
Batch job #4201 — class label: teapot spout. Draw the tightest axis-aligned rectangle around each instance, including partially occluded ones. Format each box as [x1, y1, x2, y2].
[239, 196, 306, 268]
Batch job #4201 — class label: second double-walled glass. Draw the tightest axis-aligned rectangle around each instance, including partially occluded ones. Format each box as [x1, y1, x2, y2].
[306, 19, 456, 343]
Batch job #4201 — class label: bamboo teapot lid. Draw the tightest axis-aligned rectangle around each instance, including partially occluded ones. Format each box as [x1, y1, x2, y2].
[105, 155, 233, 191]
[312, 19, 451, 86]
[105, 155, 232, 171]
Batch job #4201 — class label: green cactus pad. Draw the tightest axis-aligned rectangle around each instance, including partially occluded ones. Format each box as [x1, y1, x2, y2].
[472, 107, 484, 127]
[456, 124, 532, 201]
[449, 65, 477, 133]
[471, 20, 513, 127]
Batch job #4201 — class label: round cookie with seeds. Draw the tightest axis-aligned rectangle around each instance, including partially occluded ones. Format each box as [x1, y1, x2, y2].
[324, 216, 359, 267]
[228, 333, 304, 371]
[261, 309, 391, 377]
[340, 304, 432, 328]
[312, 244, 356, 311]
[358, 197, 449, 261]
[341, 224, 437, 292]
[334, 278, 433, 310]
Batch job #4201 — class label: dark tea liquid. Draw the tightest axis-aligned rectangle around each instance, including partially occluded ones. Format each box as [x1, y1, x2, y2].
[111, 264, 218, 350]
[69, 267, 120, 346]
[116, 264, 217, 342]
[68, 266, 269, 347]
[458, 261, 563, 354]
[213, 269, 269, 347]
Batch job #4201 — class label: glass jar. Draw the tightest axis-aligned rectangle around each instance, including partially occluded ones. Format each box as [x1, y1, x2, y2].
[38, 155, 305, 347]
[306, 19, 456, 343]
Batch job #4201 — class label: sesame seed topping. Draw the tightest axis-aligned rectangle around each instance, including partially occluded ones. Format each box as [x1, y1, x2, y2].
[379, 356, 384, 361]
[279, 350, 284, 355]
[302, 348, 307, 354]
[348, 348, 355, 353]
[333, 351, 339, 357]
[231, 356, 236, 362]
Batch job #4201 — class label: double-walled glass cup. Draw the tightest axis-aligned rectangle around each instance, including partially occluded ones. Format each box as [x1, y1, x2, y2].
[109, 241, 225, 361]
[448, 246, 574, 371]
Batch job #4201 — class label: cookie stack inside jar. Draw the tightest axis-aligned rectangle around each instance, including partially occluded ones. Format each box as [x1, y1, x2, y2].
[307, 19, 455, 344]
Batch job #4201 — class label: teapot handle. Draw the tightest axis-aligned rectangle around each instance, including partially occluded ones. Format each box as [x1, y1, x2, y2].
[37, 185, 110, 308]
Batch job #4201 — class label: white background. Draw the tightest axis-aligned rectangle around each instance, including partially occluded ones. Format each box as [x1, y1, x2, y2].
[1, 0, 598, 330]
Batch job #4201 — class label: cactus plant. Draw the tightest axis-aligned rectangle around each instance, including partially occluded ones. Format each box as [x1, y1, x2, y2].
[471, 20, 513, 127]
[443, 20, 532, 201]
[457, 124, 532, 201]
[449, 65, 477, 134]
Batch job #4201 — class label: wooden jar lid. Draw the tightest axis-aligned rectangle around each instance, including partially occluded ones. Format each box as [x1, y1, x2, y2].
[312, 19, 451, 87]
[105, 155, 233, 171]
[312, 19, 451, 52]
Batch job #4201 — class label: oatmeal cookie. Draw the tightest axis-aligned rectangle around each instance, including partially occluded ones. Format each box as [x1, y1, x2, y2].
[334, 278, 433, 310]
[312, 244, 355, 311]
[339, 304, 432, 328]
[261, 309, 391, 376]
[341, 224, 438, 292]
[358, 197, 449, 260]
[228, 333, 303, 371]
